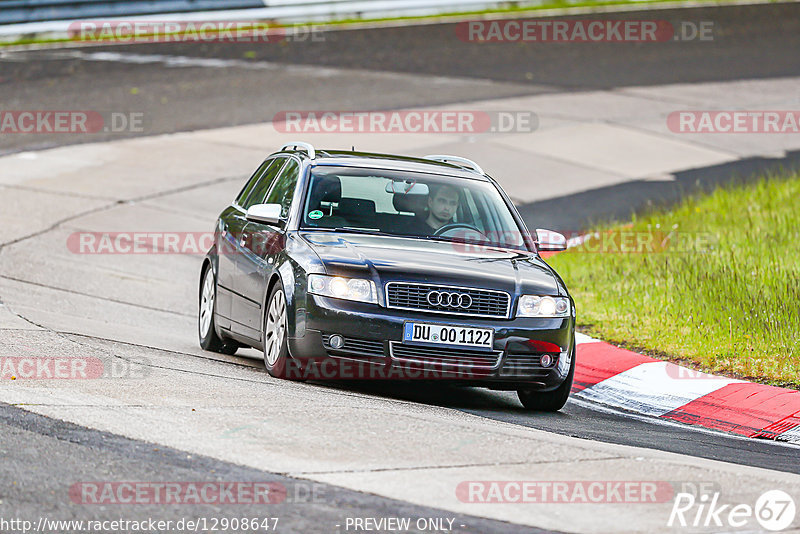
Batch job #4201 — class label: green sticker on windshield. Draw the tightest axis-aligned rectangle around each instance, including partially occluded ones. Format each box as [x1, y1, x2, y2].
[308, 210, 324, 220]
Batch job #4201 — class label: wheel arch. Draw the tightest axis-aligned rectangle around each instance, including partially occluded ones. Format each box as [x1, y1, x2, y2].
[198, 246, 236, 351]
[199, 247, 219, 295]
[261, 258, 304, 342]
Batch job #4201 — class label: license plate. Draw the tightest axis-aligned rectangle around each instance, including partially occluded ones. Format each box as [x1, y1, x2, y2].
[402, 322, 494, 350]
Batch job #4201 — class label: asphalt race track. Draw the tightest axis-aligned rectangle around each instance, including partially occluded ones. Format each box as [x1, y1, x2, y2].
[3, 3, 800, 228]
[1, 2, 799, 533]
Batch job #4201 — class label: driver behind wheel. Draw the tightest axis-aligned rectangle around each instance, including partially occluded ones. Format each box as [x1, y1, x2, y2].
[419, 183, 460, 234]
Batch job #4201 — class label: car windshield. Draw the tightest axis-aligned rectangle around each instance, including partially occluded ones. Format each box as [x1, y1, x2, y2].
[300, 166, 530, 251]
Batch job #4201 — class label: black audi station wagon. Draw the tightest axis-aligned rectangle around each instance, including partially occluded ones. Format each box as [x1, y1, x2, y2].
[199, 142, 575, 411]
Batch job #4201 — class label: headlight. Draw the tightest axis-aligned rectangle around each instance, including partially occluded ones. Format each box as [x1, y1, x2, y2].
[517, 295, 570, 317]
[308, 274, 377, 304]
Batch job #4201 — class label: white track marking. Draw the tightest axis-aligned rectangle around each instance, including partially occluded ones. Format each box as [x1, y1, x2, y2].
[569, 397, 800, 449]
[778, 426, 800, 445]
[574, 332, 599, 345]
[577, 361, 743, 417]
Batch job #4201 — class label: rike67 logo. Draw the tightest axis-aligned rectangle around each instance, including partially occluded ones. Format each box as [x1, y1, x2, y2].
[669, 490, 796, 531]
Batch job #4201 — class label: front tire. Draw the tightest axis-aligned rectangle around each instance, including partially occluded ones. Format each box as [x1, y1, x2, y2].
[198, 266, 238, 355]
[263, 283, 292, 379]
[517, 347, 575, 412]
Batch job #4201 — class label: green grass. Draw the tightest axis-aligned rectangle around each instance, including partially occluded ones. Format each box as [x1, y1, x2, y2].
[549, 172, 800, 389]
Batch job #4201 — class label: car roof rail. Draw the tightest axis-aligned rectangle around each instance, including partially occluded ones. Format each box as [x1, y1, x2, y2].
[424, 154, 485, 175]
[281, 141, 316, 160]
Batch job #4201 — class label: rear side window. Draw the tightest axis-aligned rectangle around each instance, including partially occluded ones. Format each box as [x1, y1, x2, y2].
[241, 158, 286, 210]
[264, 159, 300, 218]
[236, 159, 272, 206]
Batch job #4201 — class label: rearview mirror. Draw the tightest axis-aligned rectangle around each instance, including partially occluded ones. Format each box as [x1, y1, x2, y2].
[385, 180, 429, 195]
[535, 229, 567, 252]
[246, 203, 283, 225]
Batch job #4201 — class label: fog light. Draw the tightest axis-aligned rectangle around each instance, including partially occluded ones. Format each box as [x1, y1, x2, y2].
[540, 354, 554, 368]
[329, 335, 344, 349]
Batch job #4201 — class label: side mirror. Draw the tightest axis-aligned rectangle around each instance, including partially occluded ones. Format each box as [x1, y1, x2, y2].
[246, 203, 283, 226]
[535, 228, 567, 252]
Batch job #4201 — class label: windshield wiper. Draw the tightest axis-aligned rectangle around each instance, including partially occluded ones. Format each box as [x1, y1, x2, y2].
[334, 227, 385, 234]
[301, 226, 390, 236]
[307, 227, 439, 241]
[422, 234, 492, 245]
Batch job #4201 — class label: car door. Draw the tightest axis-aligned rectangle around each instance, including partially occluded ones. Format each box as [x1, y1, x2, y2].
[231, 157, 299, 338]
[216, 158, 276, 326]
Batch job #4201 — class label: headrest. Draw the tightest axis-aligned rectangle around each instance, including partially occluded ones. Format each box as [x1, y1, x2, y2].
[338, 198, 376, 217]
[309, 176, 342, 207]
[392, 193, 427, 215]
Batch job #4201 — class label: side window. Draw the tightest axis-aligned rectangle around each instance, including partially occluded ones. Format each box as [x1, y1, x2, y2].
[241, 158, 286, 210]
[264, 159, 300, 219]
[236, 159, 272, 206]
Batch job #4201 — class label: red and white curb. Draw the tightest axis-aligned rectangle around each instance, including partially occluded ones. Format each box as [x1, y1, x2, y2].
[572, 333, 800, 444]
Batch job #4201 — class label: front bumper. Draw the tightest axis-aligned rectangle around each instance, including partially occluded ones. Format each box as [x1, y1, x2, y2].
[287, 294, 575, 390]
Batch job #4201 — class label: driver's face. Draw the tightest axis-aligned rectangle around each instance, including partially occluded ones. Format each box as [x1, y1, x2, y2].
[429, 188, 459, 224]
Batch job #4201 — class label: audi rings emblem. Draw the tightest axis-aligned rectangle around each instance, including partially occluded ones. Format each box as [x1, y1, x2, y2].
[426, 291, 472, 309]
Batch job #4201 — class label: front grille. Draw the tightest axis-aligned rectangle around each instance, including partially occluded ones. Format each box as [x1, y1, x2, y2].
[322, 334, 385, 359]
[385, 282, 510, 318]
[499, 353, 554, 378]
[389, 342, 502, 370]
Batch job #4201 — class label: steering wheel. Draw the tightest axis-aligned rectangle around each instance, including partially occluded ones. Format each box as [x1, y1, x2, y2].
[433, 223, 489, 242]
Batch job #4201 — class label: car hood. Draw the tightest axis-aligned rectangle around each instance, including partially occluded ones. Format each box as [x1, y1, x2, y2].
[300, 232, 560, 296]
